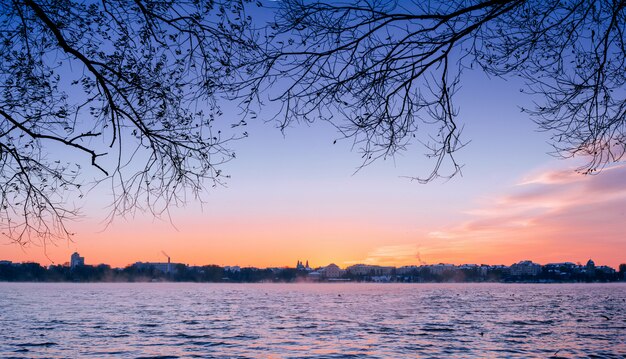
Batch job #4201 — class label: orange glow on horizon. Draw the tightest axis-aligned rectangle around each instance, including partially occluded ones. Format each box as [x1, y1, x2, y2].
[2, 165, 625, 269]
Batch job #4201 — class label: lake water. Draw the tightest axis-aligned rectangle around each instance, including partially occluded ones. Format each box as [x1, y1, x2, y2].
[0, 283, 624, 358]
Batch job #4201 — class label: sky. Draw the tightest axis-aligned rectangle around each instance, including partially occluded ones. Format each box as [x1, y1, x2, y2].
[1, 2, 625, 269]
[3, 67, 624, 269]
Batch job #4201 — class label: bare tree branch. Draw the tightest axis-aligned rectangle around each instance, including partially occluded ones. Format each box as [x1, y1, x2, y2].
[234, 0, 626, 179]
[0, 0, 257, 245]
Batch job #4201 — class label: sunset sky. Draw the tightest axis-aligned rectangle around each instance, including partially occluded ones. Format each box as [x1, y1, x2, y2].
[3, 69, 625, 269]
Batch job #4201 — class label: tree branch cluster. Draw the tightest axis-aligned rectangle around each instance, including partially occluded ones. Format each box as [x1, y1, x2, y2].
[0, 0, 256, 244]
[236, 0, 625, 180]
[1, 0, 625, 245]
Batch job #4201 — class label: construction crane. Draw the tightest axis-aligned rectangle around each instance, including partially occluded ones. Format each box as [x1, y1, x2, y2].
[161, 251, 171, 274]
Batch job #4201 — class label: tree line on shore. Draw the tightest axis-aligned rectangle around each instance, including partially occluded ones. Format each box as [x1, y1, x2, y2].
[1, 262, 625, 283]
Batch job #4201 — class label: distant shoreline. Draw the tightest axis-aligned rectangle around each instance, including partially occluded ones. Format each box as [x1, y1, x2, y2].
[2, 280, 625, 284]
[2, 259, 625, 283]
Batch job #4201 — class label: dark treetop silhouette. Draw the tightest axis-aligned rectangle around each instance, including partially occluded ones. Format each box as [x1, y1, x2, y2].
[1, 0, 625, 245]
[236, 0, 625, 180]
[0, 0, 255, 244]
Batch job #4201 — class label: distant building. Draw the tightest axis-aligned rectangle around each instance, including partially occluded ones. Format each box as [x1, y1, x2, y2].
[377, 266, 395, 276]
[224, 266, 241, 272]
[545, 262, 577, 270]
[396, 265, 419, 275]
[428, 264, 456, 275]
[319, 263, 345, 278]
[70, 252, 85, 269]
[346, 264, 394, 276]
[586, 259, 596, 269]
[510, 260, 541, 276]
[346, 264, 376, 276]
[296, 260, 312, 271]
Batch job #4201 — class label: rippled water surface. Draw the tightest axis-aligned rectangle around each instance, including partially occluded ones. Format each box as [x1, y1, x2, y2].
[0, 283, 625, 358]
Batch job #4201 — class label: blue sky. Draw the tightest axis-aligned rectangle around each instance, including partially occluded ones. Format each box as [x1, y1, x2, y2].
[3, 1, 624, 268]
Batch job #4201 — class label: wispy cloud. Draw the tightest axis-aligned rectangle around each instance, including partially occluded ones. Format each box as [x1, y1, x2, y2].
[424, 164, 626, 266]
[345, 244, 420, 266]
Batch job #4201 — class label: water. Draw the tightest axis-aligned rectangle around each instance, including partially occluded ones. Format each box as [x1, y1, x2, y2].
[0, 283, 624, 358]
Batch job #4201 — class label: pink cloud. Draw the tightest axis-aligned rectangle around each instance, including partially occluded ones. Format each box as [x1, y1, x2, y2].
[425, 163, 626, 267]
[346, 244, 420, 266]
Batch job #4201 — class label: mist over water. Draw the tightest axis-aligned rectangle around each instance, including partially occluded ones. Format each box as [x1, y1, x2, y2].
[0, 283, 624, 358]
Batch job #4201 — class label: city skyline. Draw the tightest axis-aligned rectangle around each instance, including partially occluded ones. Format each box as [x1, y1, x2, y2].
[3, 248, 624, 272]
[2, 251, 623, 284]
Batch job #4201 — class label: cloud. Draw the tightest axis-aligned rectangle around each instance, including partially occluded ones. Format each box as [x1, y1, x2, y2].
[345, 244, 420, 266]
[517, 168, 582, 186]
[424, 163, 626, 266]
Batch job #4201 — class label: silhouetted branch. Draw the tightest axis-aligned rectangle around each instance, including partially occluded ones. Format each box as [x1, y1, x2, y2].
[2, 0, 625, 246]
[0, 0, 256, 245]
[235, 0, 625, 179]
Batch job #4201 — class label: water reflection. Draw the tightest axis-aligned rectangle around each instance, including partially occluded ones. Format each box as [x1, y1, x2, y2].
[0, 283, 624, 358]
